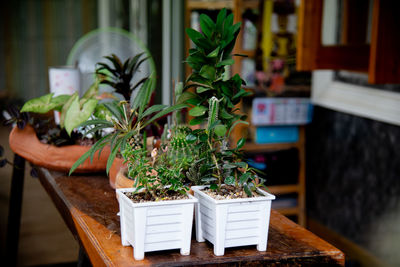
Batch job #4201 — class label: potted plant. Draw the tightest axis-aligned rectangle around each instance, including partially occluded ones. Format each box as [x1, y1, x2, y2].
[115, 93, 197, 260]
[180, 9, 275, 256]
[8, 80, 112, 173]
[69, 65, 187, 189]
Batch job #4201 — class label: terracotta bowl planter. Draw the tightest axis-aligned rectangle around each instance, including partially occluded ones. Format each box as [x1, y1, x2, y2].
[9, 125, 110, 173]
[115, 166, 134, 189]
[109, 158, 128, 189]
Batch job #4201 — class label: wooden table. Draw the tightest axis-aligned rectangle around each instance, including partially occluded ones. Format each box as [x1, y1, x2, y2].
[37, 168, 345, 266]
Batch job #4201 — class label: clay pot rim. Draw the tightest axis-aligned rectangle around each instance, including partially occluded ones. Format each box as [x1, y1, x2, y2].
[9, 125, 110, 173]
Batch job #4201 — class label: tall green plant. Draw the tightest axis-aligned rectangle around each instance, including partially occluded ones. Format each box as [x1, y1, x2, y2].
[180, 8, 250, 134]
[179, 8, 265, 196]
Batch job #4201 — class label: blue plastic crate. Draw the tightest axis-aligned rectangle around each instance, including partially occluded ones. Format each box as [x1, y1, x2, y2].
[255, 126, 299, 144]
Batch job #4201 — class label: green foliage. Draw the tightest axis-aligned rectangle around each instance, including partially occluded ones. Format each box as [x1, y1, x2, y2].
[20, 80, 101, 136]
[182, 8, 251, 132]
[172, 9, 265, 197]
[96, 53, 154, 101]
[122, 143, 189, 199]
[21, 93, 69, 114]
[69, 77, 187, 175]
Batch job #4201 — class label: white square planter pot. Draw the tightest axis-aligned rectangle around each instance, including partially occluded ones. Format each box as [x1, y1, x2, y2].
[116, 188, 198, 260]
[191, 185, 275, 256]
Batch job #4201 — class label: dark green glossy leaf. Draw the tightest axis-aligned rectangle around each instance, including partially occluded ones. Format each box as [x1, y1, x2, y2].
[177, 91, 198, 104]
[200, 14, 215, 37]
[207, 47, 220, 58]
[196, 87, 211, 94]
[243, 183, 252, 197]
[216, 58, 234, 67]
[185, 133, 197, 143]
[240, 172, 251, 184]
[199, 65, 216, 80]
[186, 28, 203, 45]
[210, 184, 218, 190]
[220, 108, 234, 119]
[189, 116, 205, 126]
[216, 8, 227, 32]
[236, 137, 245, 149]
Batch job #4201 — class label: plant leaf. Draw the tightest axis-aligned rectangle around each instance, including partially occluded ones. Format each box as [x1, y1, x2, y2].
[240, 172, 251, 184]
[214, 124, 227, 136]
[189, 117, 205, 126]
[199, 65, 216, 80]
[199, 14, 215, 38]
[20, 93, 55, 113]
[142, 104, 188, 128]
[243, 183, 252, 197]
[60, 93, 78, 128]
[64, 98, 98, 135]
[51, 95, 72, 111]
[69, 148, 92, 175]
[216, 58, 234, 67]
[185, 133, 197, 143]
[106, 137, 123, 174]
[189, 106, 207, 117]
[210, 184, 218, 190]
[228, 120, 249, 137]
[196, 87, 211, 94]
[236, 137, 246, 149]
[139, 104, 167, 120]
[82, 80, 99, 99]
[224, 176, 235, 185]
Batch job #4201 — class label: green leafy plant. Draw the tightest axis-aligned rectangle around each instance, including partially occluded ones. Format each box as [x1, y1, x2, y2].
[69, 73, 187, 175]
[20, 80, 100, 135]
[179, 9, 264, 197]
[122, 142, 189, 200]
[180, 8, 250, 133]
[96, 53, 154, 101]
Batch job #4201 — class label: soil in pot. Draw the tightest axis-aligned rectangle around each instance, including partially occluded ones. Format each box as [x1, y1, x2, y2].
[124, 190, 189, 203]
[201, 185, 262, 200]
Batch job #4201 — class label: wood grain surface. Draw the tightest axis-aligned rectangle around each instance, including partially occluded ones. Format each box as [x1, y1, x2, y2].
[37, 168, 345, 266]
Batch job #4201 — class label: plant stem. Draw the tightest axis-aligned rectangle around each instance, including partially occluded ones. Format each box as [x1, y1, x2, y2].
[208, 138, 222, 190]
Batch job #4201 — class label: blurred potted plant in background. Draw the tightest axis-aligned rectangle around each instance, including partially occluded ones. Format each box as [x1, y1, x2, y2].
[70, 55, 187, 188]
[7, 79, 112, 173]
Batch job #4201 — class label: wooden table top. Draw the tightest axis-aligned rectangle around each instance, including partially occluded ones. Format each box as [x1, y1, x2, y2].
[37, 168, 344, 266]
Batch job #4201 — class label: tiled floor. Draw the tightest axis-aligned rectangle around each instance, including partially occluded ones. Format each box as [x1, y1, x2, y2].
[0, 126, 79, 266]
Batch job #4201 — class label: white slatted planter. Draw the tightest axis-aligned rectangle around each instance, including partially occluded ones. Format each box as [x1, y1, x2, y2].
[191, 185, 275, 256]
[116, 188, 198, 260]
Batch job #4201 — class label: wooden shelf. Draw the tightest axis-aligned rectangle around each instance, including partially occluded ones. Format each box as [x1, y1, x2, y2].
[276, 207, 300, 216]
[241, 0, 259, 10]
[268, 184, 300, 194]
[242, 142, 300, 152]
[187, 0, 234, 10]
